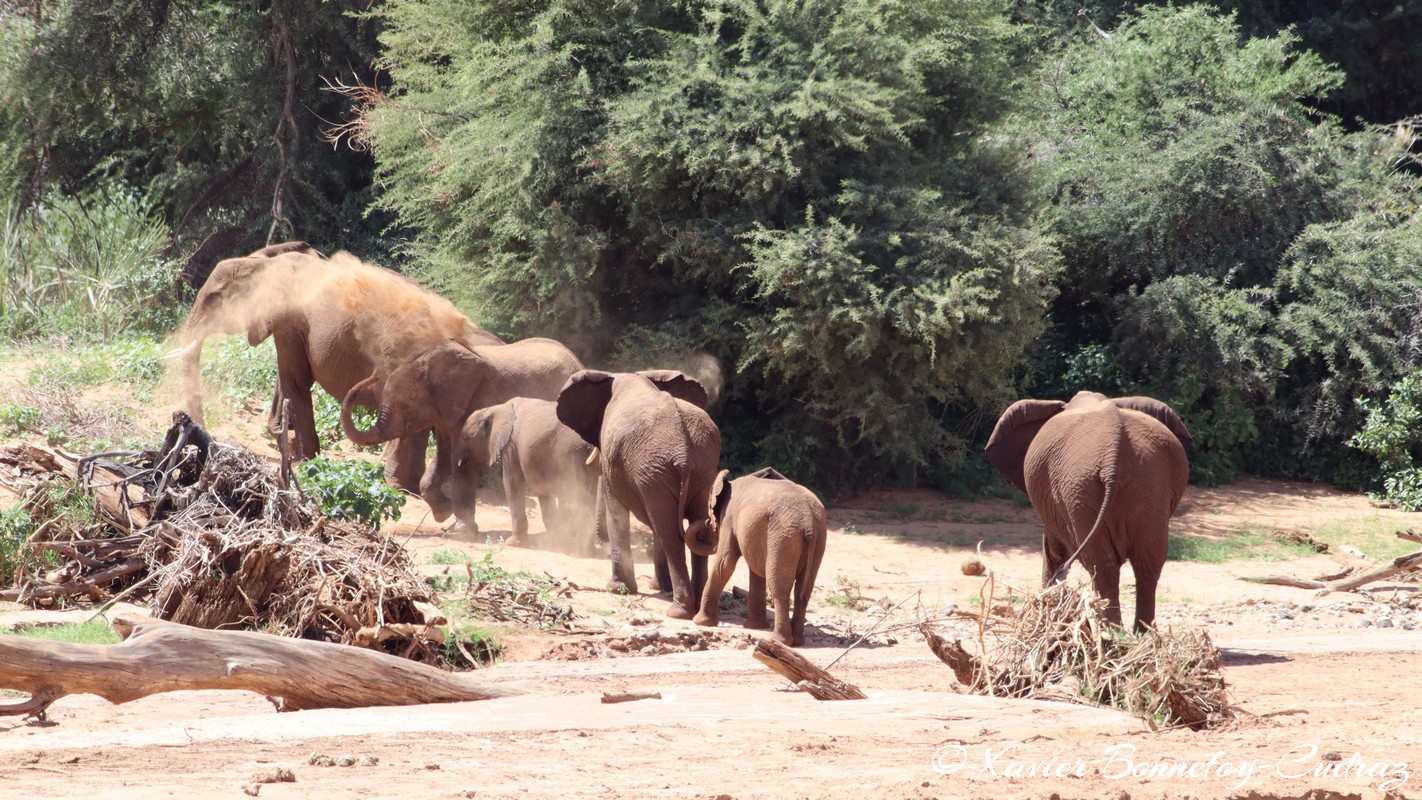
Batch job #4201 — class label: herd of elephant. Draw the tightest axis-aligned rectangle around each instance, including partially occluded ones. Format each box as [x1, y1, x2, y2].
[169, 242, 1195, 646]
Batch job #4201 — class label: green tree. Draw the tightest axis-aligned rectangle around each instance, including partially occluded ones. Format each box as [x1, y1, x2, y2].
[358, 0, 1058, 485]
[0, 0, 389, 276]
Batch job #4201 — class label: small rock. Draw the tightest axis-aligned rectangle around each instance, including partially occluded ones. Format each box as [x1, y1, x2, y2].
[1377, 618, 1395, 628]
[242, 784, 261, 797]
[425, 764, 441, 771]
[309, 754, 336, 767]
[337, 755, 357, 767]
[939, 604, 957, 616]
[1323, 751, 1343, 762]
[1404, 622, 1416, 631]
[1359, 619, 1373, 627]
[1278, 611, 1294, 620]
[358, 755, 379, 766]
[249, 768, 295, 784]
[640, 644, 660, 657]
[1299, 604, 1312, 612]
[960, 557, 986, 576]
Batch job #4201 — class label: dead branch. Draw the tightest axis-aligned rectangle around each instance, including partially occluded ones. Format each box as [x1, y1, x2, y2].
[0, 614, 523, 718]
[752, 638, 866, 701]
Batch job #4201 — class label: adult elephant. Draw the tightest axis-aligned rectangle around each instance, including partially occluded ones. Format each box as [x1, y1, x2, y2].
[555, 370, 721, 619]
[340, 338, 583, 531]
[452, 398, 606, 553]
[984, 391, 1192, 632]
[170, 244, 502, 492]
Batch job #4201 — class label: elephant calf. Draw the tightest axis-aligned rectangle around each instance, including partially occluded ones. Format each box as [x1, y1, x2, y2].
[453, 398, 605, 554]
[693, 468, 827, 647]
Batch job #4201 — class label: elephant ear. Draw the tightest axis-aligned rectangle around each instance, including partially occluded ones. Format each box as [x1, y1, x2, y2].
[984, 399, 1067, 494]
[709, 469, 733, 529]
[420, 339, 486, 434]
[637, 370, 709, 410]
[747, 466, 786, 481]
[490, 402, 517, 458]
[1111, 396, 1194, 452]
[556, 370, 614, 448]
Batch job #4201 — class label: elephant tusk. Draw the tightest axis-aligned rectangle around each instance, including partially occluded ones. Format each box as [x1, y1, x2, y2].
[585, 447, 599, 466]
[162, 341, 198, 360]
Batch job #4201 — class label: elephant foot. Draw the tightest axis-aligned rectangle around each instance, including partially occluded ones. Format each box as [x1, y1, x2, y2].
[505, 534, 528, 548]
[606, 577, 637, 595]
[692, 611, 717, 628]
[639, 575, 665, 593]
[665, 603, 696, 620]
[446, 520, 479, 536]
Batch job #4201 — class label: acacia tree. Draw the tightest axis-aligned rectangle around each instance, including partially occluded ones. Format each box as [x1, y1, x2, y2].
[357, 0, 1058, 485]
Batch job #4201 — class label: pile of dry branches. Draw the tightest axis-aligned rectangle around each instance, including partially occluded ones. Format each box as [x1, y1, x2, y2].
[0, 415, 444, 662]
[921, 579, 1232, 731]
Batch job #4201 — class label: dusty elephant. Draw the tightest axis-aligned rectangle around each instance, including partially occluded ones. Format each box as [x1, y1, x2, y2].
[453, 397, 611, 553]
[340, 338, 584, 531]
[556, 370, 721, 619]
[984, 391, 1192, 632]
[170, 244, 502, 491]
[693, 467, 826, 646]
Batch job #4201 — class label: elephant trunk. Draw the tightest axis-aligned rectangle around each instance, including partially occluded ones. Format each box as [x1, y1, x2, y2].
[180, 336, 205, 425]
[341, 375, 393, 446]
[684, 519, 719, 557]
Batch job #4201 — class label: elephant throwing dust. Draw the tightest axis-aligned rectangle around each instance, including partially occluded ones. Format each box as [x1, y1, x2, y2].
[984, 391, 1192, 632]
[169, 243, 502, 492]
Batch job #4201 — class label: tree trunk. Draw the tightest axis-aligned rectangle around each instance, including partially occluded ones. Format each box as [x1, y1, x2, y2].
[0, 614, 523, 717]
[751, 638, 865, 701]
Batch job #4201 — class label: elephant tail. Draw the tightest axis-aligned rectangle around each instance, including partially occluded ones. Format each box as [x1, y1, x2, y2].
[1051, 402, 1123, 584]
[797, 512, 828, 609]
[672, 401, 718, 557]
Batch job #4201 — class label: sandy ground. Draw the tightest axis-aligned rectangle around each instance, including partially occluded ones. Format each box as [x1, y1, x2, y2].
[3, 427, 1422, 799]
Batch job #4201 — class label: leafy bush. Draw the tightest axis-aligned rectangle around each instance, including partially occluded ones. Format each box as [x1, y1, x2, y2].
[0, 403, 41, 435]
[295, 455, 406, 529]
[201, 337, 278, 411]
[0, 188, 183, 339]
[0, 507, 35, 585]
[1348, 373, 1422, 510]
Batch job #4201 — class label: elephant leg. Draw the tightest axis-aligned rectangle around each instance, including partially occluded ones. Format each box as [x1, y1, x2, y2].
[384, 429, 429, 494]
[647, 504, 697, 619]
[693, 537, 740, 629]
[600, 481, 636, 594]
[504, 459, 529, 547]
[535, 495, 558, 543]
[651, 537, 671, 594]
[745, 572, 770, 630]
[1131, 557, 1161, 633]
[690, 551, 707, 612]
[1041, 527, 1073, 588]
[766, 564, 794, 646]
[1089, 561, 1124, 628]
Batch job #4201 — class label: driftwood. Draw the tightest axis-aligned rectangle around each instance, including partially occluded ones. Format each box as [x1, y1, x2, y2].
[600, 690, 662, 704]
[0, 614, 522, 718]
[1241, 532, 1422, 595]
[751, 638, 866, 700]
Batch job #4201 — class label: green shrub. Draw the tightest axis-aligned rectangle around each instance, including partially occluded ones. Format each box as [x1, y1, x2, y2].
[0, 188, 183, 339]
[295, 455, 406, 529]
[0, 403, 41, 435]
[1348, 373, 1422, 510]
[0, 507, 35, 585]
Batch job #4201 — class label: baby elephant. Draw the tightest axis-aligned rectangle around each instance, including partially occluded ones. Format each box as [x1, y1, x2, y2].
[452, 397, 602, 553]
[694, 468, 827, 646]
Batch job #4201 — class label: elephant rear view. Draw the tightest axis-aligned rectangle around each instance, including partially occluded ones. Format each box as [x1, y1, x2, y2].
[556, 370, 721, 619]
[985, 391, 1192, 632]
[693, 468, 826, 646]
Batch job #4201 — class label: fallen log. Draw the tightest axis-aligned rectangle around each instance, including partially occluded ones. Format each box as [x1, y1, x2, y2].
[1240, 534, 1422, 596]
[0, 613, 523, 718]
[751, 638, 866, 701]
